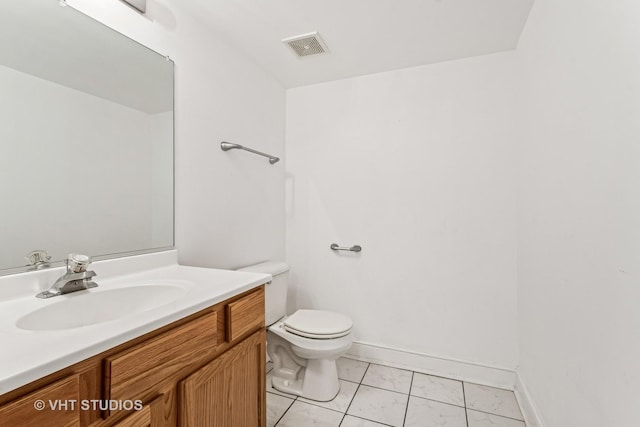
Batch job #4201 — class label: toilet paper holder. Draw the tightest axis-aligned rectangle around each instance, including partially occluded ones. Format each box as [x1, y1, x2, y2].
[330, 243, 362, 252]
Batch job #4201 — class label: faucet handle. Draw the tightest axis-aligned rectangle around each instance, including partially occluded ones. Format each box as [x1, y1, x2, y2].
[68, 253, 92, 273]
[25, 250, 52, 269]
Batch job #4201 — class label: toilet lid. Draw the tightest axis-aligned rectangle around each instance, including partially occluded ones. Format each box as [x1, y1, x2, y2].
[284, 309, 352, 339]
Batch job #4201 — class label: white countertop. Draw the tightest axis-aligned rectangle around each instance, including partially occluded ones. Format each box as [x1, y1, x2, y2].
[0, 250, 270, 395]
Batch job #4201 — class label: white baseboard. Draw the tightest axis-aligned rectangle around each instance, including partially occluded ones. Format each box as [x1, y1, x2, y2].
[514, 370, 544, 427]
[346, 341, 517, 390]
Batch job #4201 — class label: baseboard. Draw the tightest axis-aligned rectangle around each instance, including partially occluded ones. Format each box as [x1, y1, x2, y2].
[514, 369, 544, 427]
[346, 341, 517, 390]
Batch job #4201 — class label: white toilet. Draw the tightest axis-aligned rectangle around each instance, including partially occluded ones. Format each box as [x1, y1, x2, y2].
[238, 261, 353, 401]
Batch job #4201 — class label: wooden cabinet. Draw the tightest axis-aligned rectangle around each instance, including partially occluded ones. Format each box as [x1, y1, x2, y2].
[179, 329, 266, 427]
[0, 375, 80, 427]
[105, 312, 218, 406]
[112, 396, 164, 427]
[0, 286, 266, 427]
[225, 289, 264, 343]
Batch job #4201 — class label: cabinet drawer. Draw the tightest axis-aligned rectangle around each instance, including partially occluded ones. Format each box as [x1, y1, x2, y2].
[225, 287, 265, 343]
[106, 311, 217, 402]
[0, 375, 79, 427]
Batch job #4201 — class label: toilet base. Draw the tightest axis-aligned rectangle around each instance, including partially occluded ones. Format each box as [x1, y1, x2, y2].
[271, 359, 340, 401]
[267, 320, 352, 401]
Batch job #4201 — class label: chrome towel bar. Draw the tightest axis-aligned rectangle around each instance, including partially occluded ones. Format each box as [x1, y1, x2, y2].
[220, 141, 280, 165]
[330, 243, 362, 252]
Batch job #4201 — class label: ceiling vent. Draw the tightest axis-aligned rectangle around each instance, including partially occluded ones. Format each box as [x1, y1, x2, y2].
[282, 32, 329, 59]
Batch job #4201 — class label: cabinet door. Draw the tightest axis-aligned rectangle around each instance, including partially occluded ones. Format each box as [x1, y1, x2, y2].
[113, 395, 164, 427]
[178, 329, 266, 427]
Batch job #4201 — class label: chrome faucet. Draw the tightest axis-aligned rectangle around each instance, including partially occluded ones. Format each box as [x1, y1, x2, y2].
[36, 254, 98, 299]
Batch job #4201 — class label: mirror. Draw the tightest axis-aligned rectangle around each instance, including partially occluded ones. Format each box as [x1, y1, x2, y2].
[0, 0, 174, 274]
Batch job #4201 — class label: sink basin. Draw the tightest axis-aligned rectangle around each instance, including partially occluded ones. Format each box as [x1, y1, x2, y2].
[17, 284, 188, 331]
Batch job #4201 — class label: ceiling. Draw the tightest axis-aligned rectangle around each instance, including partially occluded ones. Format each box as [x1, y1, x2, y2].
[181, 0, 535, 88]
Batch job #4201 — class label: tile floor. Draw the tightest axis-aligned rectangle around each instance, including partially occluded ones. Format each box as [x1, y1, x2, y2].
[266, 357, 526, 427]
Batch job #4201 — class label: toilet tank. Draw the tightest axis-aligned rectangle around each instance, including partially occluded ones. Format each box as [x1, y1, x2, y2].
[236, 261, 289, 326]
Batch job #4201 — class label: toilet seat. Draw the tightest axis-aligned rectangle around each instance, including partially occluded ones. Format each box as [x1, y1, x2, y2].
[284, 309, 352, 339]
[268, 321, 353, 353]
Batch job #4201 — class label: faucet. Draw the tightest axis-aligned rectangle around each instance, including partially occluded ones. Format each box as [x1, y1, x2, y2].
[36, 254, 98, 299]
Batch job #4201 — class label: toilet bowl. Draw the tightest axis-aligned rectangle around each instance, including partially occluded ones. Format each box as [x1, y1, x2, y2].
[237, 262, 353, 401]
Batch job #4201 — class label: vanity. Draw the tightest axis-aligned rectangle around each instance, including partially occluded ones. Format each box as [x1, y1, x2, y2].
[0, 251, 270, 427]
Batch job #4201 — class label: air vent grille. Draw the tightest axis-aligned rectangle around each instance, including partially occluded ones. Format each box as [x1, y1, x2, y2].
[282, 32, 329, 58]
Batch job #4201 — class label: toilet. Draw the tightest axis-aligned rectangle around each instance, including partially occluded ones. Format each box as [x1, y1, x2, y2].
[238, 261, 353, 401]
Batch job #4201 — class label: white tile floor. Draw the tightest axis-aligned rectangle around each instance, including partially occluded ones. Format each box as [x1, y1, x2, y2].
[266, 358, 526, 427]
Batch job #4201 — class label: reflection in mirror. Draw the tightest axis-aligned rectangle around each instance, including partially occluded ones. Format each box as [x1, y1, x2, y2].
[0, 0, 174, 274]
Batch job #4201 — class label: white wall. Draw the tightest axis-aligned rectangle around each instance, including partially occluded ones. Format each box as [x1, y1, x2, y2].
[0, 64, 156, 267]
[516, 1, 640, 426]
[66, 0, 286, 269]
[286, 52, 519, 369]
